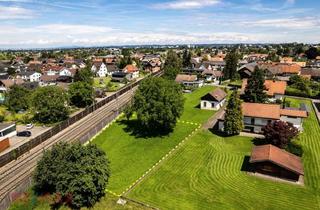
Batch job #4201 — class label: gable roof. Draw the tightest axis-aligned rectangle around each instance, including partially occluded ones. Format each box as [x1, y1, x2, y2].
[242, 102, 307, 119]
[0, 79, 25, 88]
[201, 88, 227, 102]
[175, 74, 197, 83]
[280, 109, 308, 118]
[250, 144, 304, 175]
[123, 64, 138, 73]
[241, 79, 287, 96]
[242, 103, 281, 119]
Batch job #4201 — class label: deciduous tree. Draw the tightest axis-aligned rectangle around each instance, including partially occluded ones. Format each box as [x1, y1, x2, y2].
[5, 85, 30, 112]
[33, 143, 110, 209]
[31, 86, 69, 123]
[262, 121, 299, 149]
[73, 67, 94, 85]
[69, 82, 95, 108]
[133, 77, 184, 132]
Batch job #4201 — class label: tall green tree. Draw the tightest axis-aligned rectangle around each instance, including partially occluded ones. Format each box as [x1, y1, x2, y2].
[223, 50, 239, 80]
[243, 67, 268, 103]
[133, 77, 184, 132]
[224, 90, 243, 136]
[5, 85, 30, 112]
[182, 49, 192, 68]
[164, 50, 182, 80]
[73, 67, 94, 85]
[31, 86, 69, 123]
[69, 82, 95, 108]
[33, 142, 110, 209]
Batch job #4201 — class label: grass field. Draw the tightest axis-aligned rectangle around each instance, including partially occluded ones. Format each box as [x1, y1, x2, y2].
[180, 85, 217, 123]
[9, 192, 152, 210]
[92, 119, 198, 194]
[127, 98, 320, 210]
[91, 85, 217, 195]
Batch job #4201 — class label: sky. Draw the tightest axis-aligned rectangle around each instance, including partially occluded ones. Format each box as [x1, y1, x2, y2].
[0, 0, 320, 49]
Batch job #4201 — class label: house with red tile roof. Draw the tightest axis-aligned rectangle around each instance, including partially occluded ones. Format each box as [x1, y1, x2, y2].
[218, 103, 307, 133]
[241, 79, 287, 100]
[123, 64, 139, 79]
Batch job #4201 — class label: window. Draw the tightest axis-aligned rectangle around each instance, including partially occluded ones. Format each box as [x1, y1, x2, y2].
[211, 103, 215, 108]
[203, 102, 207, 107]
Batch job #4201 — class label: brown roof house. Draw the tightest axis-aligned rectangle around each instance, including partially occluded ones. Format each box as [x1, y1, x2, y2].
[249, 144, 304, 182]
[200, 88, 227, 110]
[218, 103, 307, 133]
[202, 69, 223, 83]
[175, 74, 204, 88]
[241, 79, 287, 100]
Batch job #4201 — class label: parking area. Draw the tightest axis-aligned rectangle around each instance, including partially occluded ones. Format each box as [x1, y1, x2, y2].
[0, 125, 51, 156]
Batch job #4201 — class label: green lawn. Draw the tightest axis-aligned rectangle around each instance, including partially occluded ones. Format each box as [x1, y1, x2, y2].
[92, 119, 197, 194]
[180, 85, 217, 124]
[90, 85, 216, 194]
[127, 98, 320, 210]
[9, 192, 152, 210]
[93, 77, 122, 92]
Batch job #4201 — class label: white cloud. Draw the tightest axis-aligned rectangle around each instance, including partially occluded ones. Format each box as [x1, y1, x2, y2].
[0, 24, 257, 48]
[243, 17, 320, 29]
[152, 0, 220, 10]
[35, 24, 115, 34]
[0, 6, 34, 19]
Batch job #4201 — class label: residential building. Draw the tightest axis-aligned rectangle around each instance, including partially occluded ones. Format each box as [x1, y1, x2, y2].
[175, 74, 203, 88]
[123, 64, 139, 79]
[17, 71, 42, 82]
[241, 79, 287, 100]
[202, 68, 223, 83]
[200, 88, 227, 110]
[91, 62, 108, 77]
[218, 103, 307, 133]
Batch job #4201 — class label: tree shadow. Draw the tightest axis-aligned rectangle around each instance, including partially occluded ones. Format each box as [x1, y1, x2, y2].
[251, 138, 269, 146]
[118, 119, 172, 138]
[194, 104, 200, 109]
[240, 156, 254, 172]
[208, 127, 229, 137]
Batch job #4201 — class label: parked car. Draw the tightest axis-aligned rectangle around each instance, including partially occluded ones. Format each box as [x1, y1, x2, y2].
[17, 131, 32, 137]
[26, 123, 34, 130]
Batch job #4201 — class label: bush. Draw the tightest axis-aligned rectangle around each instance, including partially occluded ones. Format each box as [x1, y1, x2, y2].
[286, 141, 303, 157]
[0, 115, 4, 122]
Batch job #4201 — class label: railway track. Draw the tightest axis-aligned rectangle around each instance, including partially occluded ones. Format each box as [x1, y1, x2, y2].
[0, 86, 136, 204]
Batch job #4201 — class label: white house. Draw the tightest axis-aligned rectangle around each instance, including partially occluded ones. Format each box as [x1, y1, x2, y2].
[123, 64, 139, 79]
[59, 68, 72, 77]
[175, 74, 204, 88]
[91, 62, 108, 77]
[200, 88, 227, 110]
[218, 103, 308, 133]
[29, 72, 42, 82]
[18, 71, 42, 82]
